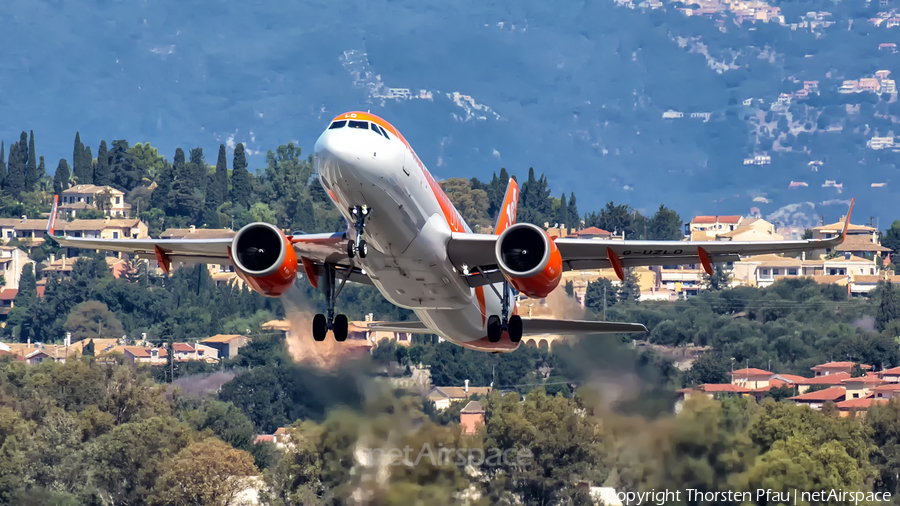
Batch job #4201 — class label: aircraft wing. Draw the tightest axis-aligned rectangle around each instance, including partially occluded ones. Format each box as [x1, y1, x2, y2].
[367, 318, 646, 336]
[448, 200, 854, 285]
[367, 321, 432, 333]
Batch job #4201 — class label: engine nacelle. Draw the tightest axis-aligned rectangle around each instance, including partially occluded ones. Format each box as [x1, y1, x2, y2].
[495, 223, 563, 298]
[230, 222, 298, 297]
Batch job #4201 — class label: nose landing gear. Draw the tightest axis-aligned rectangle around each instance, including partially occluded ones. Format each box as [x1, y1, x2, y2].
[346, 205, 372, 259]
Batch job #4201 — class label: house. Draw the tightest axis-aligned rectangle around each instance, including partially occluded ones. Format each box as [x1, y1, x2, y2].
[171, 343, 219, 363]
[835, 396, 888, 417]
[714, 218, 783, 242]
[4, 340, 88, 364]
[883, 79, 897, 93]
[788, 386, 846, 410]
[0, 289, 18, 320]
[200, 334, 252, 359]
[811, 362, 870, 377]
[427, 380, 492, 410]
[878, 366, 900, 383]
[566, 226, 612, 240]
[160, 226, 236, 240]
[841, 375, 885, 399]
[731, 368, 774, 389]
[694, 383, 752, 397]
[859, 78, 881, 92]
[41, 256, 129, 280]
[347, 313, 413, 346]
[460, 400, 485, 435]
[0, 247, 35, 290]
[796, 372, 851, 394]
[686, 215, 743, 237]
[254, 427, 294, 449]
[124, 346, 168, 366]
[59, 185, 131, 218]
[871, 383, 900, 399]
[876, 69, 892, 80]
[840, 80, 859, 93]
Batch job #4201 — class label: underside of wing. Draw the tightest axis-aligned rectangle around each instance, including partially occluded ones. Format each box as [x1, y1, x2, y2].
[520, 318, 647, 336]
[53, 236, 233, 264]
[367, 321, 431, 333]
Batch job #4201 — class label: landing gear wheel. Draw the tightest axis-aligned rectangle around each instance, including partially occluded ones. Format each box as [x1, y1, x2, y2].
[333, 314, 349, 342]
[347, 241, 357, 259]
[487, 315, 503, 343]
[358, 240, 368, 259]
[508, 315, 523, 343]
[312, 314, 328, 341]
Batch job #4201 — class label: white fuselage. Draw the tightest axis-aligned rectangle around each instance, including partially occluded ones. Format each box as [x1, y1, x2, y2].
[314, 112, 518, 352]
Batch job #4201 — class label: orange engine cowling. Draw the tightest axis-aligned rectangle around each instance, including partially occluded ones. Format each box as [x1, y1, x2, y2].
[230, 222, 298, 297]
[495, 223, 563, 299]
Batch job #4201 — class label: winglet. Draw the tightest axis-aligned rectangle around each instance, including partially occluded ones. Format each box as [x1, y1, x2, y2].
[607, 248, 625, 281]
[697, 247, 714, 276]
[47, 194, 59, 236]
[840, 198, 855, 241]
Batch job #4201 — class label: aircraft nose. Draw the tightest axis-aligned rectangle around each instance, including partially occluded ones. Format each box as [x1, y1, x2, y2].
[314, 128, 360, 167]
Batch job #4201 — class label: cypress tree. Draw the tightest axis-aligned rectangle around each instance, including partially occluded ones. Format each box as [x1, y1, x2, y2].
[230, 143, 252, 209]
[110, 140, 139, 191]
[83, 145, 93, 184]
[94, 140, 110, 186]
[215, 144, 228, 207]
[150, 159, 172, 212]
[557, 192, 568, 229]
[567, 192, 579, 230]
[6, 139, 26, 199]
[171, 148, 201, 217]
[877, 282, 900, 332]
[0, 141, 6, 188]
[72, 132, 87, 183]
[189, 147, 207, 195]
[54, 159, 71, 196]
[25, 131, 36, 192]
[35, 156, 46, 191]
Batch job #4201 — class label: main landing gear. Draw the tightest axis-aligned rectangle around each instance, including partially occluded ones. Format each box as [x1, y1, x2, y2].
[486, 280, 523, 344]
[312, 263, 352, 342]
[346, 205, 372, 259]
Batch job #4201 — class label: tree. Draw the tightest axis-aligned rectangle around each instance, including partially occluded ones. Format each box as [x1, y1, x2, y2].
[618, 268, 641, 303]
[556, 192, 568, 228]
[5, 134, 26, 198]
[703, 264, 733, 291]
[64, 301, 125, 342]
[0, 141, 6, 187]
[802, 228, 813, 240]
[110, 140, 141, 191]
[176, 398, 256, 451]
[83, 339, 95, 356]
[52, 159, 69, 197]
[72, 132, 90, 184]
[149, 439, 258, 506]
[24, 131, 37, 192]
[231, 143, 252, 209]
[214, 144, 228, 207]
[170, 148, 202, 218]
[647, 204, 682, 240]
[567, 192, 579, 230]
[877, 282, 900, 332]
[683, 352, 731, 385]
[7, 264, 37, 341]
[440, 178, 490, 229]
[93, 140, 111, 186]
[584, 278, 617, 317]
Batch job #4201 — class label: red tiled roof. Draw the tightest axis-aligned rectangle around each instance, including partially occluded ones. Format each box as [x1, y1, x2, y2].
[0, 289, 17, 301]
[872, 384, 900, 392]
[172, 343, 194, 352]
[798, 372, 850, 385]
[574, 226, 611, 236]
[841, 376, 886, 385]
[774, 374, 808, 383]
[879, 366, 900, 376]
[124, 346, 167, 358]
[254, 435, 275, 444]
[836, 396, 887, 410]
[811, 362, 872, 371]
[700, 383, 751, 393]
[731, 368, 773, 377]
[692, 215, 742, 224]
[790, 386, 846, 402]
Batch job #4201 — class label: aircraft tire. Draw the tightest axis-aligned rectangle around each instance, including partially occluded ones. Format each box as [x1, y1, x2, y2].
[313, 314, 328, 341]
[347, 241, 356, 259]
[333, 314, 349, 342]
[359, 240, 368, 258]
[508, 315, 523, 343]
[487, 315, 502, 343]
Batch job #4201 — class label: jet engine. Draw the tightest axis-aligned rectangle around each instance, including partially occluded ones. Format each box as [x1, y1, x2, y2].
[230, 222, 298, 297]
[495, 223, 562, 298]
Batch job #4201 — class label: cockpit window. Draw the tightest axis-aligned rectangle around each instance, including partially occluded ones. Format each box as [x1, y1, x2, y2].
[328, 120, 346, 129]
[348, 120, 368, 129]
[376, 125, 390, 139]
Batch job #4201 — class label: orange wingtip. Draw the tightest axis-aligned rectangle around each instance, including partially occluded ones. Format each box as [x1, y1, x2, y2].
[697, 247, 714, 276]
[842, 198, 855, 239]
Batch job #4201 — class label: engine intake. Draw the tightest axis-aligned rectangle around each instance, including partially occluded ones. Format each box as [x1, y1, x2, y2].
[495, 223, 562, 298]
[230, 222, 298, 297]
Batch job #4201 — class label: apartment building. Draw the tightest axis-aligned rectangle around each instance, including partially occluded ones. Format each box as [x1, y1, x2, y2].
[59, 185, 131, 218]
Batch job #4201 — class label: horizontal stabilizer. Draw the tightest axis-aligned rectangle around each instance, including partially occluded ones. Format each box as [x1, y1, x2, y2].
[520, 318, 647, 336]
[367, 321, 432, 333]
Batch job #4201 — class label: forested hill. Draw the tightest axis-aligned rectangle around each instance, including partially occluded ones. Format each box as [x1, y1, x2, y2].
[3, 0, 900, 224]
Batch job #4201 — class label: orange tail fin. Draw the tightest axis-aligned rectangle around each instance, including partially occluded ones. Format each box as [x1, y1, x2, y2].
[494, 178, 519, 235]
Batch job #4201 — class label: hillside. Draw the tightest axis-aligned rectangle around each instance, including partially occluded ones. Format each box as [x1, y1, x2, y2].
[2, 0, 900, 224]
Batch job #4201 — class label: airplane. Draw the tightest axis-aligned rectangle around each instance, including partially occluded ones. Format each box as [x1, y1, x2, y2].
[51, 111, 853, 353]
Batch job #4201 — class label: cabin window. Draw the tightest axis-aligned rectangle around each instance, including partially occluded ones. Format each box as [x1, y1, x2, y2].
[328, 120, 347, 129]
[348, 120, 368, 129]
